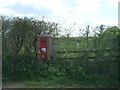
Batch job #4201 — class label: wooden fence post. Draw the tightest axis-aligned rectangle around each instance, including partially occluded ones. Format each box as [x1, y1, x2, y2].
[52, 41, 56, 63]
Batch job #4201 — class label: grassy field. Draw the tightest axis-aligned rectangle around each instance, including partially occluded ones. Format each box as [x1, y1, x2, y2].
[20, 75, 118, 88]
[3, 58, 118, 88]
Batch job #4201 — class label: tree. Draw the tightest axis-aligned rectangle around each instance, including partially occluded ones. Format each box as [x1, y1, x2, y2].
[2, 16, 59, 57]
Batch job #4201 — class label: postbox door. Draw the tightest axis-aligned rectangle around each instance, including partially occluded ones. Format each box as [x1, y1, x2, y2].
[40, 38, 47, 59]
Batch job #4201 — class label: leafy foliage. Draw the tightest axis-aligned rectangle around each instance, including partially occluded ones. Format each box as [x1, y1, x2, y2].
[2, 16, 119, 87]
[2, 16, 58, 56]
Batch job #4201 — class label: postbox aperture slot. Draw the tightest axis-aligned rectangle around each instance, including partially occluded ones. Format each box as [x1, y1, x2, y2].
[41, 41, 46, 42]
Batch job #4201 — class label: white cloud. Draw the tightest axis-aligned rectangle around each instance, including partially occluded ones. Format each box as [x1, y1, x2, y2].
[92, 19, 117, 26]
[0, 0, 118, 29]
[107, 0, 119, 7]
[0, 0, 16, 7]
[0, 8, 15, 15]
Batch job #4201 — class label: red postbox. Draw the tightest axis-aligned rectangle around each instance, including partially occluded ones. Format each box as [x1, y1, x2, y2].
[38, 35, 54, 63]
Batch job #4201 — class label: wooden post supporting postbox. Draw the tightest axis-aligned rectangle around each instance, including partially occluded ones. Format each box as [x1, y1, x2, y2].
[37, 35, 56, 64]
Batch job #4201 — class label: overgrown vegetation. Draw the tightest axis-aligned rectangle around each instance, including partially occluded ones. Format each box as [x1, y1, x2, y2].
[2, 16, 119, 88]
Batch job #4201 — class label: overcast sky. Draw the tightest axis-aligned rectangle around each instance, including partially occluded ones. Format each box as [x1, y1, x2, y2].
[0, 0, 119, 36]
